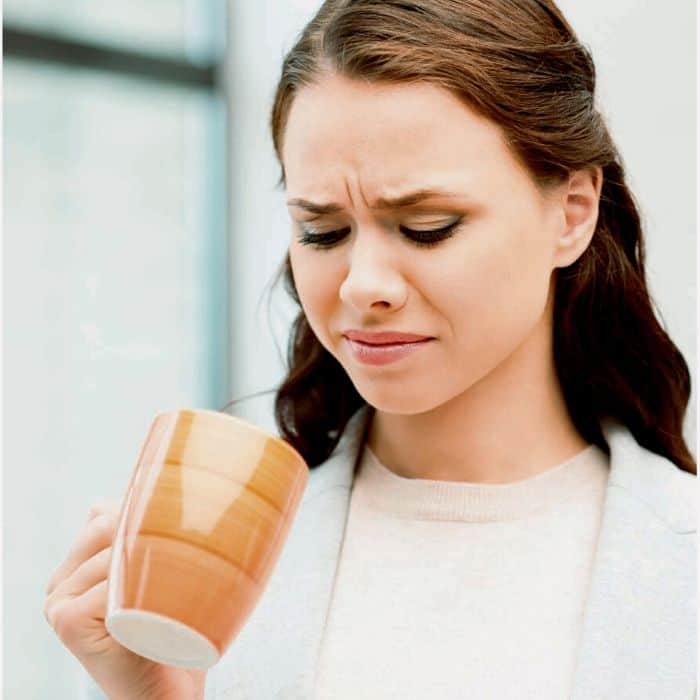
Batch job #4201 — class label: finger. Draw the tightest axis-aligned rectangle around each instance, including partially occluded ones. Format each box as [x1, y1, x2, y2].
[45, 514, 117, 596]
[47, 579, 110, 649]
[47, 546, 112, 602]
[86, 500, 122, 524]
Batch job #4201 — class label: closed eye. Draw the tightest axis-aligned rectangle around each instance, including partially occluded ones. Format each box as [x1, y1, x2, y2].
[295, 218, 464, 250]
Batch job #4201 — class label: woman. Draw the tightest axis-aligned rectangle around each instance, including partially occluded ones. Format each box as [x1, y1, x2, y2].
[210, 3, 695, 698]
[46, 1, 695, 698]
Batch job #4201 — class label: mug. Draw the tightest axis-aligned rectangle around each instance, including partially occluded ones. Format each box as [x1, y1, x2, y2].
[104, 408, 309, 669]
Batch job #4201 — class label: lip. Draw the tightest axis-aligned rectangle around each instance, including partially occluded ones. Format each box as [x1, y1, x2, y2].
[342, 330, 434, 345]
[344, 336, 433, 366]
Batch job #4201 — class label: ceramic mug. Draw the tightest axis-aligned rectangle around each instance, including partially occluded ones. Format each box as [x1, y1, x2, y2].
[104, 408, 308, 669]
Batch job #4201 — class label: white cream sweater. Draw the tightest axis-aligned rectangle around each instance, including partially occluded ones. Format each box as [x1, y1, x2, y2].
[313, 442, 610, 700]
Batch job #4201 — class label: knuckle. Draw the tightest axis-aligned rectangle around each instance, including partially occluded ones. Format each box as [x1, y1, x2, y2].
[50, 598, 78, 642]
[44, 596, 67, 633]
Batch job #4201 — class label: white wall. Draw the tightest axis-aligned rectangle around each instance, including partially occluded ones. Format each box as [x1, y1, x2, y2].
[225, 0, 697, 455]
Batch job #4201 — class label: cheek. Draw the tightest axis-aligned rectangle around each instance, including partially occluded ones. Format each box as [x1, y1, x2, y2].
[289, 248, 339, 344]
[438, 228, 551, 342]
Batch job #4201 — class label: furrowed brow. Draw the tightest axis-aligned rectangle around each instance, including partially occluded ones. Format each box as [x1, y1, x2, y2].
[287, 188, 462, 214]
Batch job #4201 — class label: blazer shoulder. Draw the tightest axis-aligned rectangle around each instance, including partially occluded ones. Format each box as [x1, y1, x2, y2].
[603, 419, 695, 534]
[618, 447, 695, 535]
[656, 455, 696, 534]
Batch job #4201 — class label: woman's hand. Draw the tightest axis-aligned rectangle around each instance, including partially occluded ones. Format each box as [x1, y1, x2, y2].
[43, 501, 207, 700]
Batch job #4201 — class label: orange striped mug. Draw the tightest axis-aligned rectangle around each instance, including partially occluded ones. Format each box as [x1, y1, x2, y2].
[104, 408, 308, 669]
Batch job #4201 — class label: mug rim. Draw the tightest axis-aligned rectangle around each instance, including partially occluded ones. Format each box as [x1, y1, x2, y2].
[153, 408, 307, 469]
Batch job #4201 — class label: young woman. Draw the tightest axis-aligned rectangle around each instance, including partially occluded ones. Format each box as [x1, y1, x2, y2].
[45, 1, 696, 698]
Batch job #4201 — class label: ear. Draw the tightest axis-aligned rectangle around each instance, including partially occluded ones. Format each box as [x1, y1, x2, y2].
[552, 166, 603, 269]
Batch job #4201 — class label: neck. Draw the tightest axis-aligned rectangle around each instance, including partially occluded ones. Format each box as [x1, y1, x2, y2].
[365, 311, 589, 484]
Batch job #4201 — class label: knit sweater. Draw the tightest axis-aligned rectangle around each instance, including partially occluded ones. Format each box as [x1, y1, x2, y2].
[313, 442, 610, 700]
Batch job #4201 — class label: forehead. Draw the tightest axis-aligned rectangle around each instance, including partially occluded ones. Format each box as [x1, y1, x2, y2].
[281, 73, 517, 195]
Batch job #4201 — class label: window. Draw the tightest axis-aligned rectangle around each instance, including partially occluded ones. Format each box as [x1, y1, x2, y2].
[4, 5, 229, 697]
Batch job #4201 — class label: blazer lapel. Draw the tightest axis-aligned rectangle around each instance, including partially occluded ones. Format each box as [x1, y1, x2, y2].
[570, 419, 696, 699]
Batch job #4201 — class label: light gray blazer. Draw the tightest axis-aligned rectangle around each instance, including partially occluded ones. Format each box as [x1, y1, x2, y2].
[85, 406, 696, 699]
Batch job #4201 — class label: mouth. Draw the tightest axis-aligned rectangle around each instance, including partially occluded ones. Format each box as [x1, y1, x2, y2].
[342, 330, 434, 345]
[353, 340, 413, 347]
[344, 337, 433, 366]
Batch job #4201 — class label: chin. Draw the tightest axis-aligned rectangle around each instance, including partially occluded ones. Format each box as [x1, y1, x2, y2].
[352, 382, 448, 416]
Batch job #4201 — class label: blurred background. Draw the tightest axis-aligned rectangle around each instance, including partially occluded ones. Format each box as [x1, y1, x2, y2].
[3, 1, 696, 697]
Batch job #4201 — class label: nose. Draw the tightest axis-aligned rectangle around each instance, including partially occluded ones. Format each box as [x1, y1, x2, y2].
[338, 230, 408, 313]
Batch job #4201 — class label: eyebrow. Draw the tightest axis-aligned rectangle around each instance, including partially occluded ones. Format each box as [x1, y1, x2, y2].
[286, 188, 464, 214]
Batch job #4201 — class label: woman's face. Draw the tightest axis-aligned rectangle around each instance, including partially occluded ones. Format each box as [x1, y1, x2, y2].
[283, 73, 572, 414]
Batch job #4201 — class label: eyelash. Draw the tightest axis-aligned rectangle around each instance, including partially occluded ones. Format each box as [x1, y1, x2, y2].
[296, 218, 464, 251]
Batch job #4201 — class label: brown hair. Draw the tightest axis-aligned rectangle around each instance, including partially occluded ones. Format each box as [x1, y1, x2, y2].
[222, 0, 696, 475]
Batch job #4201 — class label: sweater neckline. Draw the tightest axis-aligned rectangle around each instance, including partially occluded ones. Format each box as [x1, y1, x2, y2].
[356, 443, 610, 522]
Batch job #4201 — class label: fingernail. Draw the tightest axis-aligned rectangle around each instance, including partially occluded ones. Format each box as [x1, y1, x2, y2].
[94, 513, 115, 526]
